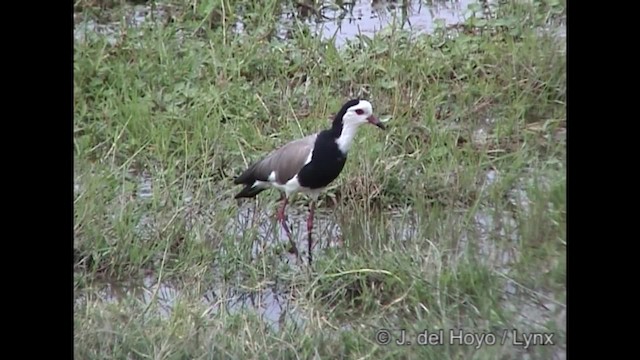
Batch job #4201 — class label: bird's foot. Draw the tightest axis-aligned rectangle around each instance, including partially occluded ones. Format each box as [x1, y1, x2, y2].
[279, 222, 298, 257]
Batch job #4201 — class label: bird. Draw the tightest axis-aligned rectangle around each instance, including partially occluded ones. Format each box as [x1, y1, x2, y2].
[233, 98, 386, 264]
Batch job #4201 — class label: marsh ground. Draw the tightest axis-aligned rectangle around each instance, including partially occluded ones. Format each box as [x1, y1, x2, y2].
[74, 0, 566, 358]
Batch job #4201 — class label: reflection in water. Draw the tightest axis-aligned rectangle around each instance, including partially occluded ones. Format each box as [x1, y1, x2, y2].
[310, 0, 482, 46]
[74, 0, 497, 48]
[74, 0, 564, 343]
[75, 168, 561, 333]
[229, 201, 343, 261]
[75, 275, 302, 332]
[74, 0, 565, 54]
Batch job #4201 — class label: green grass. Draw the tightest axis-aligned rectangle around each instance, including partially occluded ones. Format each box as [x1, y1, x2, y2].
[74, 0, 566, 358]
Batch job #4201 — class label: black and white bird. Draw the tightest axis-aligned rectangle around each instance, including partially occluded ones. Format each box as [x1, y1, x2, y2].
[233, 99, 386, 263]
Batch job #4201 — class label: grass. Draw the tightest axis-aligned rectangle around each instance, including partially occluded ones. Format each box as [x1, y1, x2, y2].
[74, 0, 566, 358]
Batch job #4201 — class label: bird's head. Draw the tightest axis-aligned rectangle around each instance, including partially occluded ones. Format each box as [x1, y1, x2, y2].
[335, 99, 386, 130]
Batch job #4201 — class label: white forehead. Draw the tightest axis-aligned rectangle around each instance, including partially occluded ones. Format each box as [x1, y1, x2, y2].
[349, 100, 373, 114]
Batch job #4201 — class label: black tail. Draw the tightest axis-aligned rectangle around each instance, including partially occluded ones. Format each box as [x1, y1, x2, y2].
[234, 184, 266, 199]
[233, 162, 268, 199]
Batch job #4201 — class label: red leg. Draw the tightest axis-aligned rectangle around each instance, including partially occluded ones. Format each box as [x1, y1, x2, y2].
[307, 201, 315, 264]
[276, 197, 291, 238]
[277, 196, 298, 256]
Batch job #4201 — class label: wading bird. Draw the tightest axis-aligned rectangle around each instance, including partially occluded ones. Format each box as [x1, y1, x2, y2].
[233, 99, 386, 263]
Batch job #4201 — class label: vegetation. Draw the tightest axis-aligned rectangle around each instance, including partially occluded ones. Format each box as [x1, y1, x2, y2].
[74, 0, 566, 358]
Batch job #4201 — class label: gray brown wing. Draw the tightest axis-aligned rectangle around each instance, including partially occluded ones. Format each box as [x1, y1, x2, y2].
[235, 133, 317, 185]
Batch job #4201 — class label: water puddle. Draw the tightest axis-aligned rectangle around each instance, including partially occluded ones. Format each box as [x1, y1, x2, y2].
[75, 164, 563, 337]
[74, 0, 565, 48]
[75, 274, 303, 332]
[74, 3, 172, 45]
[307, 0, 483, 46]
[230, 201, 343, 262]
[75, 0, 564, 350]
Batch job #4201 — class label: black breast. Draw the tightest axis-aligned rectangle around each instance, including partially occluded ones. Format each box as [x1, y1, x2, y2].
[297, 131, 347, 190]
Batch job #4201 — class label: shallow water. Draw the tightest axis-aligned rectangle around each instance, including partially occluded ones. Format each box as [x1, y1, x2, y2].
[75, 166, 562, 332]
[74, 0, 565, 354]
[74, 0, 565, 48]
[307, 0, 483, 46]
[229, 201, 343, 262]
[75, 275, 302, 332]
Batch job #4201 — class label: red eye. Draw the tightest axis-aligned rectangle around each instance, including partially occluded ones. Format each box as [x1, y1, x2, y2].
[355, 109, 364, 115]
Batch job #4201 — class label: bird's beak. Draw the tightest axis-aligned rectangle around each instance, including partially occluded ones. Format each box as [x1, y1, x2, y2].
[367, 115, 386, 130]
